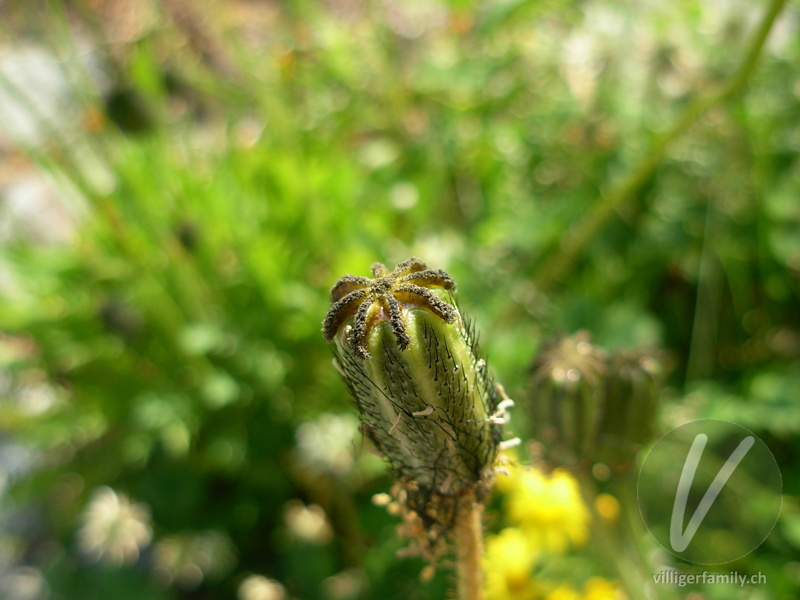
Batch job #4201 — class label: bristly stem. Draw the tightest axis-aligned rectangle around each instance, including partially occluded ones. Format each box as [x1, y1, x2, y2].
[455, 493, 485, 600]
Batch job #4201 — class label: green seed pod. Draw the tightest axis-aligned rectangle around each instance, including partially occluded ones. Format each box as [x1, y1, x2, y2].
[527, 331, 607, 470]
[322, 258, 504, 542]
[596, 351, 663, 473]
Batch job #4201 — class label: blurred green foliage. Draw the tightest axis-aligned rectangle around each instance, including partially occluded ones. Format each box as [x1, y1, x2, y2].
[0, 0, 798, 599]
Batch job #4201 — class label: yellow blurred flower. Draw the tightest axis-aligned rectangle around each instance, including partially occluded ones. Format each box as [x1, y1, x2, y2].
[484, 527, 539, 600]
[583, 577, 620, 600]
[505, 467, 589, 553]
[546, 578, 621, 600]
[594, 494, 620, 524]
[546, 584, 581, 600]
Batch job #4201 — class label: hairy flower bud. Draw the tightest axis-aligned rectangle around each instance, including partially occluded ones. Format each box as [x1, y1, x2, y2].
[322, 258, 506, 550]
[527, 332, 664, 476]
[527, 331, 607, 470]
[596, 351, 663, 473]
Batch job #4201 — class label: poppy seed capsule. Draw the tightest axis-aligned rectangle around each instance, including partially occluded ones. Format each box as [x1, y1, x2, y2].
[322, 259, 504, 535]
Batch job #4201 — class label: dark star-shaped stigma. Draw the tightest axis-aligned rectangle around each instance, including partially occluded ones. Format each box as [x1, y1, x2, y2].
[322, 257, 458, 360]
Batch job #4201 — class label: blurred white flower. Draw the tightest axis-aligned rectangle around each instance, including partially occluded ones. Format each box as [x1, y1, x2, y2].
[77, 487, 152, 564]
[561, 30, 602, 108]
[322, 569, 366, 600]
[356, 138, 400, 169]
[283, 500, 333, 545]
[152, 530, 236, 589]
[0, 566, 48, 600]
[295, 413, 358, 475]
[17, 380, 58, 416]
[390, 182, 419, 210]
[410, 231, 463, 273]
[381, 0, 446, 39]
[237, 574, 286, 600]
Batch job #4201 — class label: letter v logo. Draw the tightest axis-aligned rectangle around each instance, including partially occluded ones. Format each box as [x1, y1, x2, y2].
[639, 420, 781, 564]
[669, 433, 755, 552]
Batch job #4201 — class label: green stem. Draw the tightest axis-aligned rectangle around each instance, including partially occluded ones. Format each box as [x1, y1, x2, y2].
[533, 0, 788, 291]
[576, 471, 672, 600]
[455, 493, 485, 600]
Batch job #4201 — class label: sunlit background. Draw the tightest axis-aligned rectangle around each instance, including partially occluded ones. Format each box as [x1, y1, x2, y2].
[0, 0, 799, 599]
